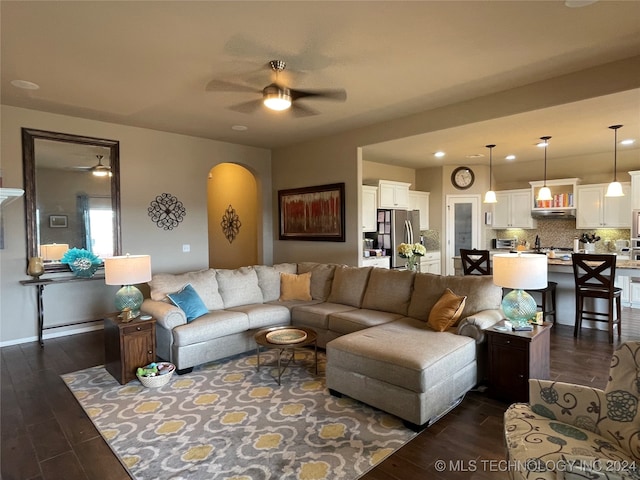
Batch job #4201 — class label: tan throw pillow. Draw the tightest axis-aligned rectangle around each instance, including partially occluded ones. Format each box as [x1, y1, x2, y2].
[428, 288, 467, 332]
[279, 272, 312, 301]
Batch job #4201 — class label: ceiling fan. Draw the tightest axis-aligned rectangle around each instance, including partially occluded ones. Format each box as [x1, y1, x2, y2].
[207, 60, 347, 116]
[68, 155, 111, 176]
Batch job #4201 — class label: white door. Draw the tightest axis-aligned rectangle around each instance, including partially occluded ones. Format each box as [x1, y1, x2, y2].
[445, 195, 481, 275]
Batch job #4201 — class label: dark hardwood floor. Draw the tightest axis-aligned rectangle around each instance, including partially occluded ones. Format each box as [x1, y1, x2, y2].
[2, 309, 638, 480]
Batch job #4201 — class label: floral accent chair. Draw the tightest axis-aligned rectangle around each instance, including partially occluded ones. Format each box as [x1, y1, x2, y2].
[504, 341, 640, 479]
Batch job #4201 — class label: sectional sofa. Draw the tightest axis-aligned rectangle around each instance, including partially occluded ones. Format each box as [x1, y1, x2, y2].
[141, 262, 504, 429]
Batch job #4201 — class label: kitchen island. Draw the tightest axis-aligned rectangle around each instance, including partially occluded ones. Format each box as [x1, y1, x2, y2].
[453, 255, 640, 329]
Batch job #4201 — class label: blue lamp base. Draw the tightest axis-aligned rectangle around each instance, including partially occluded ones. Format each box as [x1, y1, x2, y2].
[501, 289, 537, 329]
[114, 285, 143, 317]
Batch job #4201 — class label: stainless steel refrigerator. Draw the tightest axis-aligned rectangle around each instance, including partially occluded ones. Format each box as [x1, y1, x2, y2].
[376, 209, 421, 269]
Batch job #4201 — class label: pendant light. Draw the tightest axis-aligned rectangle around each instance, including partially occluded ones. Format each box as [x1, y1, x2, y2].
[605, 125, 624, 197]
[483, 144, 497, 203]
[536, 136, 553, 202]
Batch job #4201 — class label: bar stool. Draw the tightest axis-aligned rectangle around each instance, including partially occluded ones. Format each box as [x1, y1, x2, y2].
[572, 253, 621, 344]
[460, 249, 491, 275]
[529, 281, 557, 323]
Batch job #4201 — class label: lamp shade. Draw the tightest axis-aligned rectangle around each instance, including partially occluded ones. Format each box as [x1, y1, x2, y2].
[492, 253, 547, 290]
[104, 254, 152, 285]
[40, 243, 69, 261]
[484, 190, 497, 203]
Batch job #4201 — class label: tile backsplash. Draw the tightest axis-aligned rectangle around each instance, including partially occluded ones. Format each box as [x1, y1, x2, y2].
[493, 219, 630, 253]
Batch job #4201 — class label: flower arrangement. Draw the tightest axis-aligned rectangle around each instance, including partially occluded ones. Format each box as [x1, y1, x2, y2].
[61, 248, 102, 278]
[398, 242, 426, 271]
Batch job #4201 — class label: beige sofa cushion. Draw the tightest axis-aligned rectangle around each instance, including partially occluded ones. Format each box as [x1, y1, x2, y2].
[297, 262, 336, 301]
[361, 268, 415, 315]
[327, 266, 372, 308]
[216, 267, 263, 308]
[327, 317, 476, 393]
[148, 269, 224, 311]
[408, 273, 502, 322]
[254, 263, 297, 302]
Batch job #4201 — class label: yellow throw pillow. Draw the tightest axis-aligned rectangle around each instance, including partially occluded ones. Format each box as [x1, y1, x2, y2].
[279, 272, 312, 301]
[427, 288, 467, 332]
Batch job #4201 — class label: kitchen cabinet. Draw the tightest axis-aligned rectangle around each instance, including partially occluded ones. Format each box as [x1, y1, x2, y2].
[378, 180, 410, 209]
[576, 183, 631, 228]
[420, 251, 441, 274]
[362, 256, 390, 269]
[630, 170, 640, 210]
[492, 189, 536, 229]
[362, 185, 378, 232]
[408, 190, 430, 229]
[529, 178, 579, 215]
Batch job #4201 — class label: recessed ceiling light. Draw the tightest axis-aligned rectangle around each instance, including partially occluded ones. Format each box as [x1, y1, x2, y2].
[536, 141, 549, 147]
[505, 155, 516, 161]
[434, 151, 445, 158]
[620, 139, 635, 145]
[465, 153, 485, 159]
[11, 79, 40, 90]
[231, 125, 248, 131]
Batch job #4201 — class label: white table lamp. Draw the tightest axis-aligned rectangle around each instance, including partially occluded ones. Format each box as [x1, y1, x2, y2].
[493, 253, 547, 329]
[40, 243, 69, 262]
[104, 254, 152, 317]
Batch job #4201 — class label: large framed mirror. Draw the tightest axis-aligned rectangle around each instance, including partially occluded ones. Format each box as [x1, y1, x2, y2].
[22, 128, 121, 273]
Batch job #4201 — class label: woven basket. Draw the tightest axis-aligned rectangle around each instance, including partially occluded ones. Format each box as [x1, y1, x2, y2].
[137, 362, 175, 388]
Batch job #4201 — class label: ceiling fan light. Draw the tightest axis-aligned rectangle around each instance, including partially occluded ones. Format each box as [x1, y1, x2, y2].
[605, 181, 624, 197]
[484, 190, 497, 204]
[537, 186, 552, 201]
[92, 165, 110, 177]
[263, 91, 292, 111]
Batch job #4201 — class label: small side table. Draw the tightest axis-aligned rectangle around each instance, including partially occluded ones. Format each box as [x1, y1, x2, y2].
[486, 321, 551, 403]
[104, 315, 156, 385]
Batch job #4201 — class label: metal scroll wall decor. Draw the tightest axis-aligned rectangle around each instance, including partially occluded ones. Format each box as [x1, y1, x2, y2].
[221, 204, 241, 243]
[148, 193, 186, 230]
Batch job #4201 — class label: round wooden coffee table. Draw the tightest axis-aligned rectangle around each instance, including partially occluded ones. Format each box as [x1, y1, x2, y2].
[254, 326, 318, 385]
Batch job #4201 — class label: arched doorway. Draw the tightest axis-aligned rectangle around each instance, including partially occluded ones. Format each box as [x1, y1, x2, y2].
[207, 163, 258, 268]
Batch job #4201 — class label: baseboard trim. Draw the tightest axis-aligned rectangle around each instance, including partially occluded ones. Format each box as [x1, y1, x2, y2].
[0, 324, 104, 347]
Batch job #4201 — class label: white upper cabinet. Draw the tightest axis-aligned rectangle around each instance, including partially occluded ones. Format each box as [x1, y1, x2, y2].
[630, 171, 640, 210]
[378, 180, 410, 209]
[408, 190, 430, 229]
[362, 185, 378, 232]
[492, 189, 536, 229]
[576, 183, 631, 228]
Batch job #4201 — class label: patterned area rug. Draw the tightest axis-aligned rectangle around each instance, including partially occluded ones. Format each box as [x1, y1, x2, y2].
[63, 348, 417, 480]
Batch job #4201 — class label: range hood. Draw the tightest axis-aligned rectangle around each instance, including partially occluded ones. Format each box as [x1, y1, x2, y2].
[531, 208, 576, 219]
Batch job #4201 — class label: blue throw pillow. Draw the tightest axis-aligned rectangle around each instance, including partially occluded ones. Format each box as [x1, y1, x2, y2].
[167, 283, 209, 322]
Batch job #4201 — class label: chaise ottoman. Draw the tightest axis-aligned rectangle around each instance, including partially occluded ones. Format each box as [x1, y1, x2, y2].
[326, 317, 478, 430]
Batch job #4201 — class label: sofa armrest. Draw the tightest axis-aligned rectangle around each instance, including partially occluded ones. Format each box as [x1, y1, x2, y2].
[528, 379, 606, 434]
[456, 309, 503, 343]
[141, 299, 187, 330]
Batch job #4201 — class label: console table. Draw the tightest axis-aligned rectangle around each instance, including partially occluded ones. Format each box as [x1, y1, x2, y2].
[20, 274, 107, 347]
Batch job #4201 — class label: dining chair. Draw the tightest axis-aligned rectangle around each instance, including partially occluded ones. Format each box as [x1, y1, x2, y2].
[460, 249, 491, 275]
[571, 253, 621, 343]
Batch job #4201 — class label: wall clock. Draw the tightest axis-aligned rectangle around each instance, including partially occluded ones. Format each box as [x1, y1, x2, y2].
[451, 166, 475, 190]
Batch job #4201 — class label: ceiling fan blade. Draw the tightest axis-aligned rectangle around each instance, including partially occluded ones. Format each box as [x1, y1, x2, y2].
[290, 88, 347, 102]
[291, 103, 319, 117]
[205, 79, 260, 93]
[229, 99, 263, 114]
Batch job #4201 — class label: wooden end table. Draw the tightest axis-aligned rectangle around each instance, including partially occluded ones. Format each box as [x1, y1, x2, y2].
[254, 326, 318, 385]
[104, 314, 156, 385]
[486, 320, 551, 403]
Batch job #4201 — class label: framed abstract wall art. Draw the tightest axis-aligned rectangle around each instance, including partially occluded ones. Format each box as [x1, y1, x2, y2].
[278, 183, 345, 242]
